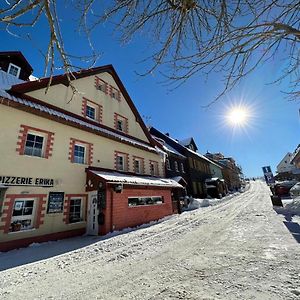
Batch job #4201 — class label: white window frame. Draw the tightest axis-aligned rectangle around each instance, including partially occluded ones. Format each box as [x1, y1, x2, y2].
[134, 159, 142, 174]
[69, 197, 83, 223]
[174, 161, 179, 172]
[166, 159, 171, 170]
[116, 154, 126, 171]
[86, 103, 97, 120]
[8, 63, 21, 78]
[181, 162, 185, 173]
[150, 162, 158, 176]
[24, 131, 46, 158]
[73, 143, 86, 164]
[11, 198, 36, 232]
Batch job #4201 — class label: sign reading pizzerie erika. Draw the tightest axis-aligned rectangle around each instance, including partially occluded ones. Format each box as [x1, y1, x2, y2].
[0, 176, 54, 187]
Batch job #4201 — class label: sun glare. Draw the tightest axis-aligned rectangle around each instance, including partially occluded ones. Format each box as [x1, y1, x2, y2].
[227, 107, 249, 126]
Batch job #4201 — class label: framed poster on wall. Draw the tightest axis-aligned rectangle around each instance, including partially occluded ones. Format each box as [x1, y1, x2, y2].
[47, 192, 64, 213]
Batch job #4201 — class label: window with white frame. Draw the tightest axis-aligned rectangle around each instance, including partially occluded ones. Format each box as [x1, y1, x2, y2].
[74, 144, 86, 164]
[24, 133, 45, 157]
[134, 159, 142, 174]
[150, 161, 158, 176]
[69, 198, 83, 223]
[166, 159, 171, 170]
[86, 104, 96, 120]
[174, 161, 179, 172]
[8, 63, 21, 78]
[116, 154, 126, 171]
[181, 162, 185, 173]
[114, 113, 128, 133]
[10, 199, 36, 232]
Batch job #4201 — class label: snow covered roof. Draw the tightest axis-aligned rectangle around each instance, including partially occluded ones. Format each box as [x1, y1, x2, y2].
[162, 143, 186, 159]
[0, 70, 24, 89]
[171, 176, 187, 185]
[90, 170, 183, 188]
[179, 137, 193, 146]
[185, 147, 222, 168]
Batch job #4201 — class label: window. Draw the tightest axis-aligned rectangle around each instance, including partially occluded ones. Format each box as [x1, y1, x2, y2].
[181, 162, 185, 173]
[69, 198, 83, 223]
[128, 196, 164, 207]
[8, 63, 21, 78]
[17, 125, 54, 159]
[82, 98, 102, 123]
[69, 138, 93, 165]
[174, 161, 179, 172]
[166, 159, 171, 170]
[10, 199, 36, 231]
[114, 113, 128, 133]
[150, 161, 159, 176]
[134, 159, 141, 174]
[24, 133, 44, 157]
[117, 155, 125, 171]
[86, 104, 96, 120]
[74, 144, 85, 164]
[111, 87, 121, 101]
[117, 119, 124, 131]
[95, 76, 107, 93]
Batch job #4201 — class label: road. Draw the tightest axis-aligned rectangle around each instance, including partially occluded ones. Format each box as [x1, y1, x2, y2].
[0, 181, 299, 299]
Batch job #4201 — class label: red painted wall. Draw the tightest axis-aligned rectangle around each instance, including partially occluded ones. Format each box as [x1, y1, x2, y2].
[101, 187, 173, 234]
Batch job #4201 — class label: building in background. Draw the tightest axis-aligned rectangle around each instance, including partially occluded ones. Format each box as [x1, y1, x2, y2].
[149, 127, 222, 198]
[205, 152, 242, 191]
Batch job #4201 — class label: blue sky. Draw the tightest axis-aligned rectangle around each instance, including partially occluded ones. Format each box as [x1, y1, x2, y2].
[1, 6, 299, 178]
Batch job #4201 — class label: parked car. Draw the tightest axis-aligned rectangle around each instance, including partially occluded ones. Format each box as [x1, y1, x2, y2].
[205, 178, 227, 199]
[289, 182, 300, 198]
[270, 180, 298, 198]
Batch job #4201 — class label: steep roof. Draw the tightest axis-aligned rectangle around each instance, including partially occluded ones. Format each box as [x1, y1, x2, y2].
[8, 64, 155, 147]
[0, 51, 33, 72]
[149, 127, 220, 168]
[179, 137, 198, 151]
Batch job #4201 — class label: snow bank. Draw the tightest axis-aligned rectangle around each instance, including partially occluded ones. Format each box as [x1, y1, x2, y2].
[283, 197, 300, 215]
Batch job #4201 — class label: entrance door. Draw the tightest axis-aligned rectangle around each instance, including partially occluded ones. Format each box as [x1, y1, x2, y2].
[87, 192, 99, 235]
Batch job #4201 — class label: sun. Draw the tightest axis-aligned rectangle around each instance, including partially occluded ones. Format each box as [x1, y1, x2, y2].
[227, 107, 249, 126]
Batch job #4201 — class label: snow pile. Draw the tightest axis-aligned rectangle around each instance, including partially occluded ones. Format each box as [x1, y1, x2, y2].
[284, 197, 300, 215]
[187, 198, 210, 210]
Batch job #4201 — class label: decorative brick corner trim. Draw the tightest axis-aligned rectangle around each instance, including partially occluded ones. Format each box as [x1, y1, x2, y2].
[16, 125, 55, 158]
[114, 151, 129, 172]
[81, 98, 87, 117]
[133, 156, 145, 174]
[63, 194, 88, 224]
[68, 138, 93, 165]
[82, 97, 103, 123]
[150, 160, 159, 176]
[114, 113, 129, 134]
[35, 195, 47, 228]
[95, 76, 109, 95]
[1, 194, 47, 233]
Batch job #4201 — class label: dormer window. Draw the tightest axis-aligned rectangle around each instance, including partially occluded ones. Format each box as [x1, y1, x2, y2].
[8, 63, 21, 78]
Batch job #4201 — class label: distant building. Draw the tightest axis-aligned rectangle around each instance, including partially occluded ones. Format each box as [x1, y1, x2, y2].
[205, 152, 242, 191]
[149, 128, 223, 198]
[277, 152, 296, 173]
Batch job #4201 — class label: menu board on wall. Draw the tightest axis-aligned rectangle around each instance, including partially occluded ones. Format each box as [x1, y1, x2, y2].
[47, 192, 64, 213]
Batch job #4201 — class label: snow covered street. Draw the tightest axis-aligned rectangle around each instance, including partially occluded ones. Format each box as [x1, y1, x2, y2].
[0, 181, 299, 299]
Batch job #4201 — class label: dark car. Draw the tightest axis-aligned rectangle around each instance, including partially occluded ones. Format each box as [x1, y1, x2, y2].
[270, 180, 298, 198]
[205, 178, 227, 199]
